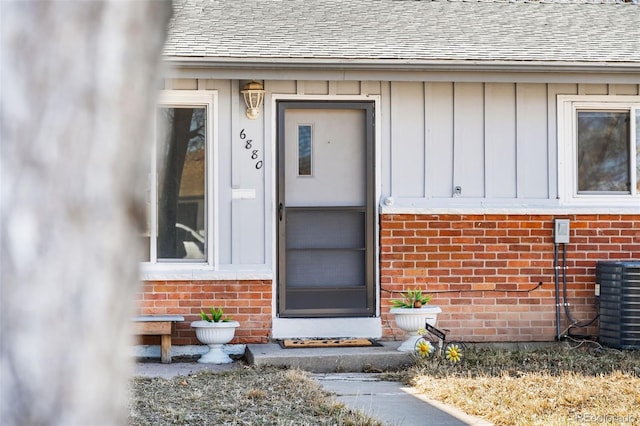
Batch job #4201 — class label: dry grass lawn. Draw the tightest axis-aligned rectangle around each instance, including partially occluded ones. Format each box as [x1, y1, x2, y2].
[129, 343, 639, 426]
[129, 366, 382, 426]
[395, 342, 640, 426]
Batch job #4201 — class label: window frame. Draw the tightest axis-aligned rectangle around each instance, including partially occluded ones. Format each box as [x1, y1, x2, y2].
[557, 95, 640, 207]
[142, 90, 218, 272]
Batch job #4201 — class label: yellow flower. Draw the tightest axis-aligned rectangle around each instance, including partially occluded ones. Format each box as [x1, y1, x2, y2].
[416, 340, 434, 358]
[446, 344, 462, 362]
[417, 327, 427, 336]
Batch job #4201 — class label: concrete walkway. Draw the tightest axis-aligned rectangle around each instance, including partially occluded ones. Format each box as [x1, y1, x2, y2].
[316, 372, 492, 426]
[132, 357, 492, 426]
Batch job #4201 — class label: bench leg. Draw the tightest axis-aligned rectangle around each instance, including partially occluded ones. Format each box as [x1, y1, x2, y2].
[160, 334, 172, 364]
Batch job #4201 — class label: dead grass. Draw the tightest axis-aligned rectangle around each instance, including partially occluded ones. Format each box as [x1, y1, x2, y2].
[128, 366, 382, 426]
[129, 343, 639, 425]
[391, 342, 640, 426]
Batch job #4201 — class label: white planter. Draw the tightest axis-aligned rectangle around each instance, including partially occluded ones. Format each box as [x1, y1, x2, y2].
[390, 306, 442, 352]
[191, 320, 240, 363]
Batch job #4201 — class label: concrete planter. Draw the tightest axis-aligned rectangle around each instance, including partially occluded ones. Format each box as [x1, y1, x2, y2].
[191, 320, 240, 363]
[390, 306, 442, 352]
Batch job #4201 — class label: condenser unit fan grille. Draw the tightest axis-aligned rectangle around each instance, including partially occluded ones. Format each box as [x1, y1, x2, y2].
[597, 261, 640, 350]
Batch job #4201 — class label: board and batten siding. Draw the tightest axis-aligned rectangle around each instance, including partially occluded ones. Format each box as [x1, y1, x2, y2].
[163, 78, 267, 267]
[264, 80, 640, 208]
[161, 78, 639, 270]
[387, 81, 639, 207]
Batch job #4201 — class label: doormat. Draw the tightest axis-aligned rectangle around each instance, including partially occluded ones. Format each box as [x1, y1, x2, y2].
[279, 338, 381, 349]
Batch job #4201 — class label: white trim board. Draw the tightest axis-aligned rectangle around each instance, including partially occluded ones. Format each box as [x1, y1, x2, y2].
[165, 65, 640, 85]
[272, 318, 382, 339]
[379, 205, 640, 215]
[139, 265, 273, 282]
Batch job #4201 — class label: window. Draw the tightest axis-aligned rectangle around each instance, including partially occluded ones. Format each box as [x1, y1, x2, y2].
[558, 96, 640, 206]
[142, 91, 217, 267]
[297, 124, 312, 176]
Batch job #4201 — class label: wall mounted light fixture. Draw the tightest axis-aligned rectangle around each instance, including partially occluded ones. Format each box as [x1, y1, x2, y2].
[241, 81, 265, 119]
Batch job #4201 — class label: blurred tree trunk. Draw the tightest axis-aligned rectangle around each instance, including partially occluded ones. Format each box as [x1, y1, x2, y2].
[0, 1, 171, 425]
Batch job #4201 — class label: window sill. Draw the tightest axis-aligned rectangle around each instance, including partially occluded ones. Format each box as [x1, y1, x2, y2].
[559, 196, 640, 210]
[139, 264, 273, 282]
[378, 197, 640, 215]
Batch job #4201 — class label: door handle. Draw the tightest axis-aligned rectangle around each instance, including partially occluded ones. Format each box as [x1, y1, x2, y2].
[278, 203, 283, 221]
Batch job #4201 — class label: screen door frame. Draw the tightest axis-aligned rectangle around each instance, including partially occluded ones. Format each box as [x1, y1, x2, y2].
[277, 101, 376, 317]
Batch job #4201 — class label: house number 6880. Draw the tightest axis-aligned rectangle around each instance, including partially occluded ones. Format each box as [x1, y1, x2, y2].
[240, 129, 263, 169]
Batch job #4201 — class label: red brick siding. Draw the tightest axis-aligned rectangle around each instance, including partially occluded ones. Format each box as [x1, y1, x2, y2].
[135, 280, 271, 344]
[135, 214, 639, 345]
[380, 214, 640, 342]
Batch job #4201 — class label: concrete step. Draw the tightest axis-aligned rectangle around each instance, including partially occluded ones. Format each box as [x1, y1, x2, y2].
[246, 341, 413, 373]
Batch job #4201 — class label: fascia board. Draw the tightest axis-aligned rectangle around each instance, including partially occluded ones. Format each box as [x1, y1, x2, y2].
[163, 56, 640, 74]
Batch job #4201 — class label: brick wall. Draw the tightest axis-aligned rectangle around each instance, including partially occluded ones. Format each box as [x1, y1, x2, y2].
[135, 280, 272, 345]
[134, 214, 639, 345]
[380, 214, 640, 342]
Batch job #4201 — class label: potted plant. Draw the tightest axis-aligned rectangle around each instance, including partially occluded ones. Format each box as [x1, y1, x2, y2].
[389, 289, 442, 352]
[191, 307, 240, 364]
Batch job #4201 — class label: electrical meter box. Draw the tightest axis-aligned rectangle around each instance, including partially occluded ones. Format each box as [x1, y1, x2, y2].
[554, 219, 570, 244]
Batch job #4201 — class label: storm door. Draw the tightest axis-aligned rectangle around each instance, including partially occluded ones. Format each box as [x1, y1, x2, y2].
[277, 101, 375, 317]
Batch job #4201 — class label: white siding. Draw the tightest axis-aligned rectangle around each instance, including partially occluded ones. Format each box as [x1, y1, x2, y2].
[454, 83, 485, 198]
[425, 83, 454, 198]
[485, 83, 516, 198]
[390, 82, 426, 197]
[383, 81, 640, 206]
[516, 83, 548, 199]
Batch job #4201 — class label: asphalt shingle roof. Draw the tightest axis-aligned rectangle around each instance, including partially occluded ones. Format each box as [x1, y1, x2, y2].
[164, 0, 640, 66]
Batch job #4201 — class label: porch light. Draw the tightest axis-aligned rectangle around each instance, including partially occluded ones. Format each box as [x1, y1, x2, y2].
[241, 81, 265, 119]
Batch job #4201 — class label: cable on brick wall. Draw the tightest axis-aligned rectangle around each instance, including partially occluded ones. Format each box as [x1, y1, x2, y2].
[381, 281, 543, 296]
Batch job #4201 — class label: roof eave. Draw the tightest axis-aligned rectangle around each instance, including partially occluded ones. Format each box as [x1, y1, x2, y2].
[163, 56, 640, 74]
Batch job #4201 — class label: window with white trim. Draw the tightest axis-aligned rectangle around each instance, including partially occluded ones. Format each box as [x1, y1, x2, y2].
[142, 90, 217, 267]
[558, 96, 640, 205]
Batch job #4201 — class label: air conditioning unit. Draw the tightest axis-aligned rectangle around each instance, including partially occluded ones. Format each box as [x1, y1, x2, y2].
[596, 261, 640, 350]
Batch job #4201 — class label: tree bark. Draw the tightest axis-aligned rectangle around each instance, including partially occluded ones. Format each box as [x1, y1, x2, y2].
[0, 1, 171, 424]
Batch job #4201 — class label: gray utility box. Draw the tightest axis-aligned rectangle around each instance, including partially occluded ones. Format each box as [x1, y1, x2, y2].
[596, 261, 640, 350]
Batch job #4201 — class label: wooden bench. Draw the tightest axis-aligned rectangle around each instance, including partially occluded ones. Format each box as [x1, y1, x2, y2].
[132, 315, 184, 363]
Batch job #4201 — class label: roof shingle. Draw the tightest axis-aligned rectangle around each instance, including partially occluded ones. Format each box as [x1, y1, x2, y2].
[164, 0, 640, 65]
